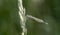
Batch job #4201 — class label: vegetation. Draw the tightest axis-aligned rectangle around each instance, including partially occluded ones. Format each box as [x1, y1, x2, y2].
[0, 0, 60, 35]
[23, 0, 60, 35]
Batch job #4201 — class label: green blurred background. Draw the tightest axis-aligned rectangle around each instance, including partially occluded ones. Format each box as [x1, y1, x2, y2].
[0, 0, 22, 35]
